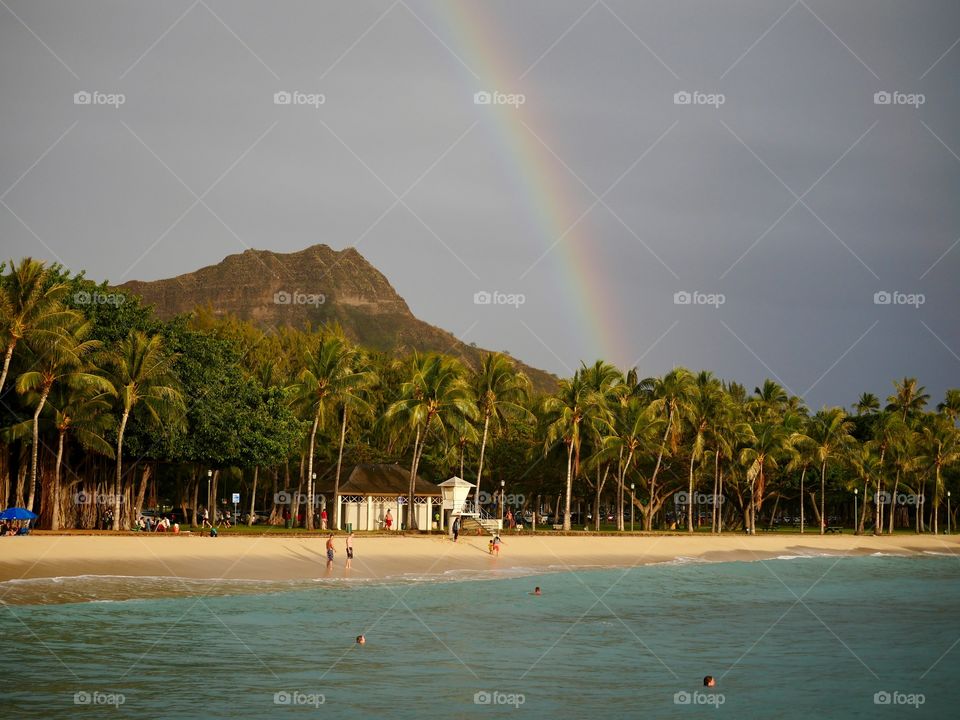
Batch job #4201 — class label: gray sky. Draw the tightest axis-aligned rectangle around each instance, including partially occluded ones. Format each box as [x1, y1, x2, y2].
[2, 0, 958, 409]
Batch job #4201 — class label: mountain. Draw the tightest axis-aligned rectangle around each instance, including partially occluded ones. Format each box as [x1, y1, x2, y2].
[119, 244, 558, 392]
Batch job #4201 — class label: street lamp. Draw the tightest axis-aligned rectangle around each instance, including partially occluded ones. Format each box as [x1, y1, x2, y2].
[630, 483, 635, 532]
[312, 473, 317, 528]
[948, 491, 952, 535]
[500, 480, 505, 522]
[207, 469, 212, 522]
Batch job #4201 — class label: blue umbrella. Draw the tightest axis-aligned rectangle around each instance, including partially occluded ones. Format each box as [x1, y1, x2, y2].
[0, 507, 37, 520]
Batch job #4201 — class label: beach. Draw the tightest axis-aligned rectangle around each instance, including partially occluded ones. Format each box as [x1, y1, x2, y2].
[3, 532, 957, 586]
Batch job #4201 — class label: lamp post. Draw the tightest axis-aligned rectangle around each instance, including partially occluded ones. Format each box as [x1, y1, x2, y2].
[630, 483, 635, 532]
[500, 480, 505, 522]
[948, 491, 952, 535]
[853, 488, 858, 534]
[207, 469, 212, 524]
[312, 472, 317, 528]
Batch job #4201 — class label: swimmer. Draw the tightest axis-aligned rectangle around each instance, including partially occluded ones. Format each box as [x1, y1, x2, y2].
[532, 586, 541, 596]
[356, 635, 366, 645]
[703, 676, 715, 687]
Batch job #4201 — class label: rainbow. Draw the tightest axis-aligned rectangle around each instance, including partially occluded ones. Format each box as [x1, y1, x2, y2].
[425, 1, 631, 371]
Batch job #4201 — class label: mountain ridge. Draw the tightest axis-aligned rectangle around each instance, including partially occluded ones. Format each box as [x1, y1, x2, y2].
[118, 244, 558, 393]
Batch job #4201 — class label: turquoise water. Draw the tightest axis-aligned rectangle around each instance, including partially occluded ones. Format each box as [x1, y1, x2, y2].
[2, 554, 958, 718]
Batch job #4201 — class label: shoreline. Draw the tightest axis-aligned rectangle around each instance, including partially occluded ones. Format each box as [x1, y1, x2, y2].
[2, 533, 957, 585]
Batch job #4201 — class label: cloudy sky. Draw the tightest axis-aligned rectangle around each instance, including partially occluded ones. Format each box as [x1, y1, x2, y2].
[2, 0, 958, 409]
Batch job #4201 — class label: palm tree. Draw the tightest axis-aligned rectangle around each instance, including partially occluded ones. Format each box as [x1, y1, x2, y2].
[385, 354, 477, 530]
[101, 331, 184, 530]
[42, 385, 115, 529]
[739, 421, 787, 533]
[849, 443, 882, 533]
[471, 353, 532, 505]
[543, 371, 593, 532]
[15, 317, 107, 513]
[291, 332, 356, 531]
[886, 378, 930, 423]
[868, 412, 909, 534]
[605, 395, 659, 531]
[937, 389, 960, 422]
[330, 352, 377, 529]
[0, 258, 79, 393]
[919, 416, 960, 534]
[684, 372, 724, 532]
[854, 392, 880, 416]
[807, 408, 855, 534]
[645, 368, 696, 531]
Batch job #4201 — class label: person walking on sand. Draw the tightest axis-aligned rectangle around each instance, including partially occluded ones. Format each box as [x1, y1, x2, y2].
[200, 507, 211, 529]
[321, 508, 328, 530]
[489, 534, 502, 556]
[325, 534, 335, 568]
[345, 532, 354, 568]
[384, 509, 393, 531]
[452, 517, 460, 542]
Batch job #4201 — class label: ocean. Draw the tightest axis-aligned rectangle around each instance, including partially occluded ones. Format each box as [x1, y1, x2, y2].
[1, 553, 957, 718]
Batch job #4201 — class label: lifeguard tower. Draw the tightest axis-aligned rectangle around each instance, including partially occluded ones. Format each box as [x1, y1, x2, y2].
[438, 477, 501, 536]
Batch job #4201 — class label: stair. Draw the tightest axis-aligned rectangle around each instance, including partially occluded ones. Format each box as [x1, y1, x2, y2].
[458, 515, 502, 536]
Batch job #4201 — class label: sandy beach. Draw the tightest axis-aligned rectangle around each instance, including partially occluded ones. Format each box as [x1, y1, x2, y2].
[2, 533, 957, 585]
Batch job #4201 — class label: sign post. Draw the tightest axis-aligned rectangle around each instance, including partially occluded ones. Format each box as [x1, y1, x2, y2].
[232, 492, 240, 525]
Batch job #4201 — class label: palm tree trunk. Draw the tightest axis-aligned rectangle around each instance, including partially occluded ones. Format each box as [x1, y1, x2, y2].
[133, 464, 151, 526]
[799, 466, 806, 534]
[647, 419, 671, 531]
[305, 413, 319, 531]
[888, 468, 901, 534]
[407, 425, 422, 531]
[718, 467, 725, 533]
[563, 441, 574, 532]
[333, 409, 348, 529]
[475, 413, 491, 504]
[687, 451, 696, 533]
[933, 467, 941, 535]
[0, 341, 14, 395]
[711, 450, 719, 534]
[819, 461, 827, 535]
[113, 409, 129, 530]
[248, 466, 259, 526]
[876, 447, 886, 535]
[48, 429, 65, 530]
[27, 385, 51, 513]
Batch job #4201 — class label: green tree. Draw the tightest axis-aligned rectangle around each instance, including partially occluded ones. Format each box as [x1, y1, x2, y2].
[101, 331, 184, 530]
[385, 354, 477, 530]
[472, 352, 532, 506]
[15, 317, 107, 514]
[0, 258, 79, 393]
[807, 408, 855, 534]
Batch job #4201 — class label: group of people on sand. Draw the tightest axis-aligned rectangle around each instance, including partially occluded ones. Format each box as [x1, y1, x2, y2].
[136, 515, 179, 533]
[325, 532, 355, 568]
